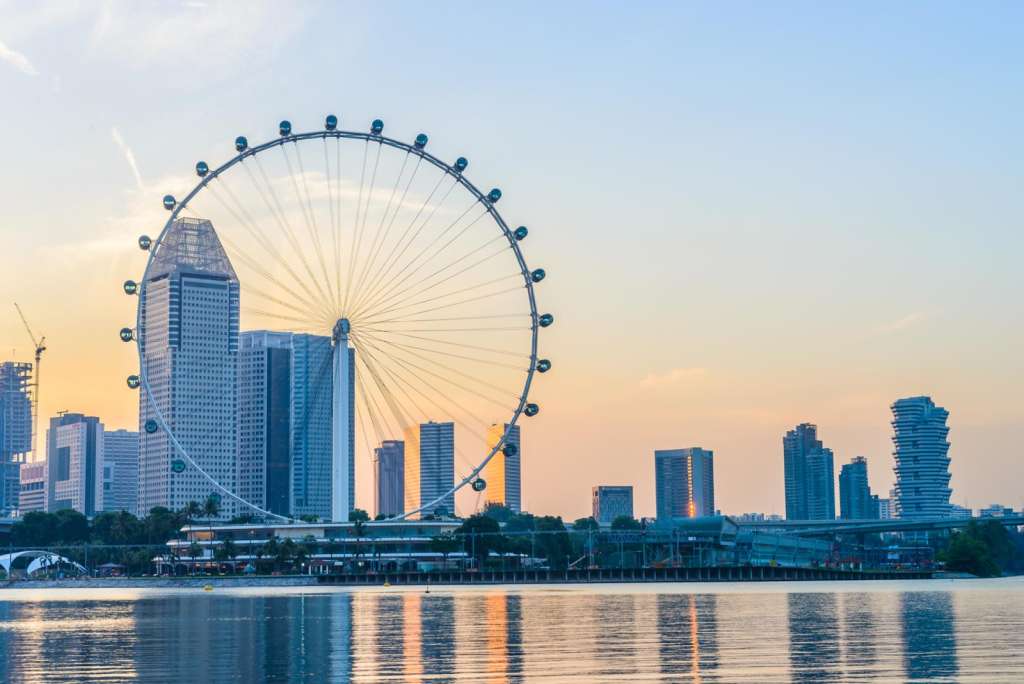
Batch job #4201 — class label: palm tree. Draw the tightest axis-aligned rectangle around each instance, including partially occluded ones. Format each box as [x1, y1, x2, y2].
[187, 542, 203, 575]
[203, 496, 221, 545]
[182, 501, 203, 534]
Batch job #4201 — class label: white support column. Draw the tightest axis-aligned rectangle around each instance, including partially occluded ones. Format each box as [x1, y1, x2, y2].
[332, 319, 353, 522]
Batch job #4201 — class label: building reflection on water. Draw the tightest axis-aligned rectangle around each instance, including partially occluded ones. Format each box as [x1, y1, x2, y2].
[0, 585, 1008, 682]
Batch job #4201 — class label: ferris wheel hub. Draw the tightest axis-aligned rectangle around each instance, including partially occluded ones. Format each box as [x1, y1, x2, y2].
[332, 317, 351, 343]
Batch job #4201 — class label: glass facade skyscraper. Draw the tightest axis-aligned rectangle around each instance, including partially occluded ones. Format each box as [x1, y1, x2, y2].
[373, 440, 404, 518]
[102, 429, 139, 514]
[592, 485, 633, 525]
[482, 423, 521, 513]
[138, 217, 239, 518]
[783, 424, 835, 520]
[654, 447, 715, 522]
[0, 361, 32, 514]
[838, 456, 875, 520]
[404, 421, 455, 518]
[238, 331, 333, 520]
[892, 396, 951, 519]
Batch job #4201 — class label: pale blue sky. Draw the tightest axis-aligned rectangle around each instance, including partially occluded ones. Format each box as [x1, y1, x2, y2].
[1, 1, 1022, 517]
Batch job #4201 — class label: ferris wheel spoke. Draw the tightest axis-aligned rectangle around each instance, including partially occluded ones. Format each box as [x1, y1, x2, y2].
[241, 308, 326, 332]
[359, 272, 520, 325]
[360, 283, 525, 326]
[356, 352, 416, 440]
[242, 156, 334, 309]
[351, 150, 413, 306]
[218, 232, 333, 323]
[351, 328, 529, 371]
[358, 202, 485, 317]
[346, 141, 385, 313]
[285, 141, 338, 314]
[343, 139, 372, 314]
[352, 334, 492, 436]
[208, 180, 327, 311]
[355, 363, 403, 449]
[355, 175, 461, 313]
[329, 136, 345, 310]
[240, 284, 330, 329]
[352, 331, 511, 411]
[354, 328, 522, 401]
[366, 313, 530, 325]
[351, 156, 423, 314]
[357, 238, 508, 318]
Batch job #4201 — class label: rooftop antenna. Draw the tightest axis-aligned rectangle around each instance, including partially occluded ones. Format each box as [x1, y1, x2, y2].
[13, 303, 46, 460]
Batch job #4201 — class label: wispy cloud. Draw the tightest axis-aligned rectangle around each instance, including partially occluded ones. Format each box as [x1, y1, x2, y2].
[641, 367, 708, 387]
[874, 311, 928, 335]
[111, 127, 144, 190]
[0, 38, 38, 76]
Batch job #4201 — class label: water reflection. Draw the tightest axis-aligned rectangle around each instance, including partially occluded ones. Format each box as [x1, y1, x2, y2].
[900, 592, 958, 681]
[0, 583, 1020, 682]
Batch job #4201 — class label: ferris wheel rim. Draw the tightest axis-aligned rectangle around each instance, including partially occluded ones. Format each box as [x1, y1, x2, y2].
[132, 122, 543, 523]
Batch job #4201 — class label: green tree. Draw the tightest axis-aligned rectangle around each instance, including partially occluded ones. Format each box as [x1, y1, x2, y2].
[11, 511, 58, 546]
[182, 501, 203, 529]
[572, 517, 599, 531]
[54, 509, 90, 544]
[483, 502, 515, 524]
[610, 515, 642, 531]
[429, 532, 461, 569]
[457, 514, 503, 568]
[349, 508, 370, 523]
[944, 533, 1000, 577]
[534, 516, 572, 569]
[144, 506, 184, 544]
[92, 511, 144, 546]
[187, 542, 203, 575]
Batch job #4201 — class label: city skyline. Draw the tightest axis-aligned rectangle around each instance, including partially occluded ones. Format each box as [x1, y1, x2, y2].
[1, 3, 1023, 519]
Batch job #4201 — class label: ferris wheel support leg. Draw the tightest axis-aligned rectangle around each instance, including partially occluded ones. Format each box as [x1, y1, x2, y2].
[332, 319, 355, 522]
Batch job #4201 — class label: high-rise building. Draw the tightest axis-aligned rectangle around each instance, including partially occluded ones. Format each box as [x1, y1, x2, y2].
[482, 423, 522, 512]
[291, 334, 334, 520]
[783, 424, 835, 520]
[0, 362, 32, 514]
[949, 504, 973, 519]
[18, 460, 46, 513]
[138, 217, 239, 519]
[46, 413, 103, 515]
[654, 447, 716, 522]
[373, 440, 404, 518]
[838, 456, 875, 520]
[237, 331, 334, 519]
[404, 421, 455, 518]
[891, 396, 952, 520]
[592, 485, 634, 525]
[102, 429, 139, 513]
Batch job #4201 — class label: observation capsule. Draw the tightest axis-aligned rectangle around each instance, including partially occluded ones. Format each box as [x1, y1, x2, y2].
[119, 327, 134, 342]
[171, 459, 186, 474]
[162, 195, 176, 210]
[536, 358, 551, 373]
[531, 268, 546, 283]
[487, 188, 502, 203]
[502, 442, 518, 457]
[235, 136, 248, 152]
[123, 280, 138, 295]
[471, 478, 487, 492]
[138, 235, 152, 251]
[524, 403, 540, 417]
[453, 157, 468, 173]
[414, 133, 428, 149]
[195, 160, 209, 177]
[539, 313, 554, 328]
[144, 419, 158, 434]
[325, 114, 338, 130]
[371, 119, 384, 135]
[279, 120, 292, 136]
[126, 375, 140, 389]
[514, 226, 528, 241]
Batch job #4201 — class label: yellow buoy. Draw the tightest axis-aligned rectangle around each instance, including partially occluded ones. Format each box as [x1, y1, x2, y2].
[203, 584, 213, 592]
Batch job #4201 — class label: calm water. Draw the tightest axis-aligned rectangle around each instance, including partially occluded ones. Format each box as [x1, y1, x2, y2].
[1, 579, 1023, 682]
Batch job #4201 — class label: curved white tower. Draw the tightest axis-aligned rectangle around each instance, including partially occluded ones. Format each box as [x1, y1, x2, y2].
[331, 318, 355, 521]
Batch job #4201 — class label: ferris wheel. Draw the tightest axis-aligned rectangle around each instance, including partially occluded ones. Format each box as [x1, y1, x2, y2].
[121, 115, 552, 522]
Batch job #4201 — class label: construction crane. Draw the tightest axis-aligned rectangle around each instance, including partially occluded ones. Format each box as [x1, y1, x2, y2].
[13, 303, 45, 459]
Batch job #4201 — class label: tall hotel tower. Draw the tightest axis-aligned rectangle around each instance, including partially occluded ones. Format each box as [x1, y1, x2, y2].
[482, 423, 521, 512]
[892, 396, 952, 519]
[138, 218, 239, 518]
